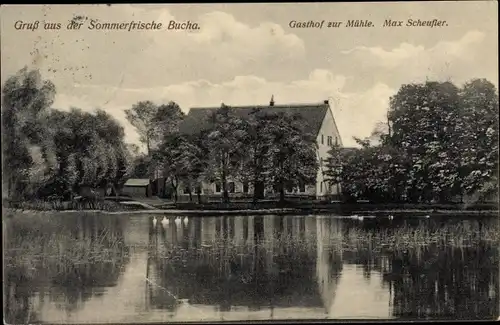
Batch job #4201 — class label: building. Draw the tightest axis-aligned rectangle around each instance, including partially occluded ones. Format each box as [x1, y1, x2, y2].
[121, 178, 152, 197]
[175, 98, 343, 200]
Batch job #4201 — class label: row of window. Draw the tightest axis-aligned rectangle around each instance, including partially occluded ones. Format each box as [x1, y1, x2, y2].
[184, 182, 338, 195]
[215, 182, 246, 194]
[320, 134, 338, 146]
[185, 182, 309, 194]
[184, 182, 249, 194]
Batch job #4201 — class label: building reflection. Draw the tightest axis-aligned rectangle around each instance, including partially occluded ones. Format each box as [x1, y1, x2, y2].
[145, 215, 345, 316]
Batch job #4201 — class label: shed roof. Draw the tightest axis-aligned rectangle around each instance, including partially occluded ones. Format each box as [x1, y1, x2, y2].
[178, 102, 330, 137]
[124, 178, 150, 187]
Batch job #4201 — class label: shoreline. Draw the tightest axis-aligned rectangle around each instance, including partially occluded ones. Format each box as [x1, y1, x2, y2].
[3, 207, 498, 217]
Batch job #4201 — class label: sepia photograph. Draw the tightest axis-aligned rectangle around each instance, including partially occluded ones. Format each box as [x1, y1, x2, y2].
[1, 2, 498, 323]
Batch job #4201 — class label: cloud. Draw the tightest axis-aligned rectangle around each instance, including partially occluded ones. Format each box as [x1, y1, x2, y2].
[52, 70, 394, 149]
[1, 5, 306, 89]
[341, 43, 426, 69]
[341, 31, 494, 85]
[342, 31, 485, 68]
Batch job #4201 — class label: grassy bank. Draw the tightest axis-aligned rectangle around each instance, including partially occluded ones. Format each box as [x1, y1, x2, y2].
[3, 197, 497, 215]
[3, 199, 143, 212]
[162, 200, 498, 211]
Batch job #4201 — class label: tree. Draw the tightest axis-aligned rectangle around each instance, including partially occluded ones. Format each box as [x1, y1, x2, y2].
[1, 67, 56, 199]
[153, 101, 185, 135]
[385, 81, 463, 203]
[125, 101, 160, 156]
[129, 155, 151, 179]
[204, 104, 247, 203]
[328, 78, 498, 204]
[155, 133, 208, 203]
[458, 79, 499, 201]
[177, 135, 209, 203]
[239, 110, 275, 202]
[38, 108, 131, 200]
[266, 112, 319, 204]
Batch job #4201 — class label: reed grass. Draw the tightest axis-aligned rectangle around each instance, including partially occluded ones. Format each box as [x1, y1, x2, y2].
[152, 219, 499, 268]
[5, 199, 133, 211]
[4, 212, 130, 325]
[4, 212, 128, 282]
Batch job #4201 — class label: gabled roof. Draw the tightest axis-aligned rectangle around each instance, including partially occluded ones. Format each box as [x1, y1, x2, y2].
[124, 178, 150, 186]
[178, 102, 330, 137]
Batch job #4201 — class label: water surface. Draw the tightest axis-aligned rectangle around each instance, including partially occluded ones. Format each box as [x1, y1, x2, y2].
[4, 213, 499, 323]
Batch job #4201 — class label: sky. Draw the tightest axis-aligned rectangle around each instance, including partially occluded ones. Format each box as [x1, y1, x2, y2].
[1, 2, 498, 149]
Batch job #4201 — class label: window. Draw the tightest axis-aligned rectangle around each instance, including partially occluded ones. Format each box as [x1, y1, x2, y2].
[299, 182, 306, 193]
[183, 187, 190, 194]
[335, 136, 339, 146]
[215, 182, 221, 193]
[327, 136, 333, 146]
[228, 182, 235, 193]
[196, 186, 202, 194]
[321, 134, 324, 145]
[320, 182, 323, 193]
[243, 182, 249, 193]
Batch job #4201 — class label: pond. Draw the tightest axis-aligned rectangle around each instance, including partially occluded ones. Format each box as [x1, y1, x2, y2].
[3, 212, 499, 323]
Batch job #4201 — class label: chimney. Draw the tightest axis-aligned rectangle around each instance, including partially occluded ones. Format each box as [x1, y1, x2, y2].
[324, 99, 329, 104]
[270, 95, 275, 106]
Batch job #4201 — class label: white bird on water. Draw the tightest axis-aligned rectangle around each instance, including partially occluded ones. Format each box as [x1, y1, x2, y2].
[388, 215, 394, 220]
[152, 216, 157, 228]
[174, 217, 181, 226]
[183, 216, 189, 226]
[357, 216, 364, 221]
[162, 216, 169, 227]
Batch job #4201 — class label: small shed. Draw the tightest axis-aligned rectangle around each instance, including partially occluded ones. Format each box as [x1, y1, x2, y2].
[122, 178, 152, 198]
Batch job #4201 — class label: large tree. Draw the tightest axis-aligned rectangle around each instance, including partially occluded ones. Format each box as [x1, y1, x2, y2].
[125, 100, 160, 156]
[385, 81, 463, 202]
[266, 112, 319, 204]
[457, 79, 499, 201]
[42, 108, 131, 200]
[239, 110, 275, 202]
[154, 101, 185, 135]
[155, 133, 208, 203]
[204, 104, 247, 203]
[1, 67, 56, 199]
[125, 100, 185, 156]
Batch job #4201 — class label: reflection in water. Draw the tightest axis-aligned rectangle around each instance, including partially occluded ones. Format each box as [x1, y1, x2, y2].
[4, 213, 130, 324]
[4, 213, 499, 323]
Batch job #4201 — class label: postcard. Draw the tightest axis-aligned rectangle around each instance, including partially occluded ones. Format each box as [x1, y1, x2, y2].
[1, 2, 498, 324]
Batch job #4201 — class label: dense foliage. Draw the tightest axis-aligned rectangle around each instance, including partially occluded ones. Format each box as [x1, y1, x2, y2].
[2, 67, 132, 201]
[146, 104, 319, 203]
[325, 79, 499, 204]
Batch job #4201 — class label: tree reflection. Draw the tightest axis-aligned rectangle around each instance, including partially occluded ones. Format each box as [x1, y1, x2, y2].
[337, 217, 499, 320]
[146, 215, 326, 313]
[385, 243, 498, 319]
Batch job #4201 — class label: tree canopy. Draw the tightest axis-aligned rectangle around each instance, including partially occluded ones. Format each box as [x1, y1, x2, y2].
[325, 79, 499, 204]
[2, 67, 132, 201]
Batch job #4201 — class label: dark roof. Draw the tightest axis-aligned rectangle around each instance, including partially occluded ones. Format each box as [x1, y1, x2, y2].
[178, 102, 330, 137]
